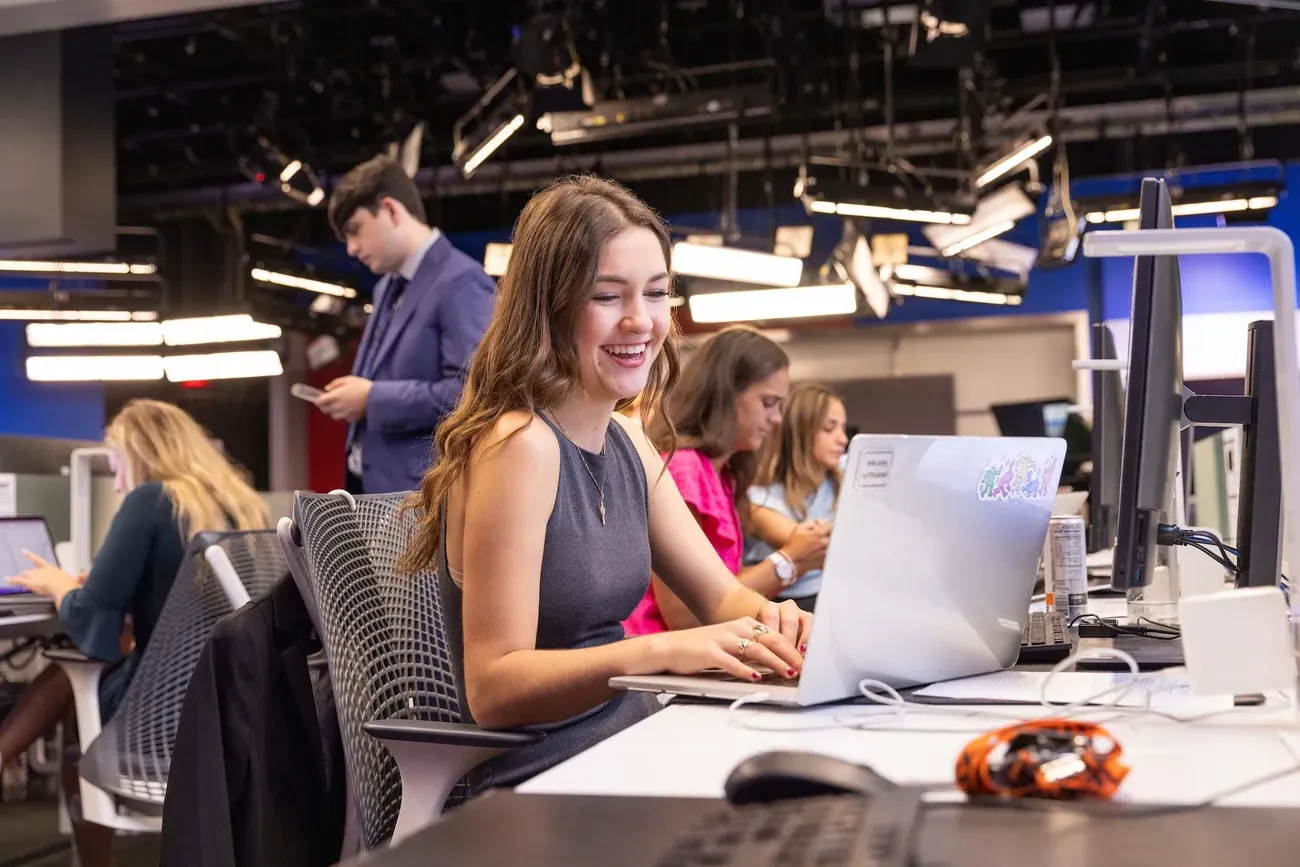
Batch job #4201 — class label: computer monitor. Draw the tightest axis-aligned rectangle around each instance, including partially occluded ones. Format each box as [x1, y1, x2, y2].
[991, 399, 1072, 438]
[1111, 178, 1183, 591]
[1088, 323, 1124, 551]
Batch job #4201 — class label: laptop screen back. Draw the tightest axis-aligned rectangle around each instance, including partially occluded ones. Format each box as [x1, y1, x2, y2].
[0, 518, 58, 595]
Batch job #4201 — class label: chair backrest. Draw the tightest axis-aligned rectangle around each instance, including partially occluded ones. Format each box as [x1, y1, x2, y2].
[292, 491, 460, 850]
[80, 530, 287, 807]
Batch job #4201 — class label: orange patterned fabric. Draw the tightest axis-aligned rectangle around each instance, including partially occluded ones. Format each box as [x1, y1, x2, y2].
[956, 719, 1130, 801]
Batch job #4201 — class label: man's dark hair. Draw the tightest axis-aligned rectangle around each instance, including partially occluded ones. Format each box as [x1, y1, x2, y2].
[328, 155, 428, 238]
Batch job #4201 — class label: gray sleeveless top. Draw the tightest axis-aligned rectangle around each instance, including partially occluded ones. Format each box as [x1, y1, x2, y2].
[437, 413, 659, 789]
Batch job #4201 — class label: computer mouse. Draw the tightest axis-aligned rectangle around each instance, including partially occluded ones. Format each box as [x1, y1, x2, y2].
[724, 751, 897, 805]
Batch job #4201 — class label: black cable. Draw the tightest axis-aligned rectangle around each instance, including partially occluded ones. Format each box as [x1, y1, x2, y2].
[1069, 613, 1180, 640]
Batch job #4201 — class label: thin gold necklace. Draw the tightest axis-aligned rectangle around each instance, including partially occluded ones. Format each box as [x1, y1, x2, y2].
[547, 412, 606, 526]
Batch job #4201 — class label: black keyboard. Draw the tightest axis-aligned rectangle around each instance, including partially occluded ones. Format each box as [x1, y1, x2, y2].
[1018, 610, 1072, 663]
[655, 792, 921, 867]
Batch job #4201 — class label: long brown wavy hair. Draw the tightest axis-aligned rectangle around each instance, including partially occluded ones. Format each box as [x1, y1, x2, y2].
[646, 325, 789, 515]
[754, 382, 844, 520]
[106, 399, 269, 537]
[402, 175, 681, 572]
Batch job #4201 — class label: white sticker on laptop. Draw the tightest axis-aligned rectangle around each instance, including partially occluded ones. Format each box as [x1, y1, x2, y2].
[855, 449, 894, 489]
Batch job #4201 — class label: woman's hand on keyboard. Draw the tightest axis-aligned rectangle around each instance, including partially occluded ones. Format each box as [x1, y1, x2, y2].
[757, 598, 813, 655]
[649, 617, 805, 682]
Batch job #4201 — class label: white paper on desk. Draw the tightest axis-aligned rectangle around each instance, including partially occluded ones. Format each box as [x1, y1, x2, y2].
[914, 671, 1233, 713]
[0, 474, 14, 518]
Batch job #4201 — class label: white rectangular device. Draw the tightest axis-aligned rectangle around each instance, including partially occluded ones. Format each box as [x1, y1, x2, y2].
[613, 434, 1067, 706]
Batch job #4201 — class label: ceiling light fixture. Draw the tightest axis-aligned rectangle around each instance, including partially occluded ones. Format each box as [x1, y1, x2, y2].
[1084, 195, 1279, 224]
[163, 350, 283, 383]
[483, 243, 513, 277]
[461, 114, 526, 178]
[809, 199, 972, 226]
[0, 260, 157, 275]
[672, 242, 804, 288]
[26, 321, 163, 348]
[688, 283, 857, 324]
[250, 267, 357, 299]
[892, 283, 1023, 306]
[924, 184, 1036, 258]
[0, 309, 159, 322]
[161, 314, 283, 346]
[26, 355, 166, 382]
[975, 135, 1054, 189]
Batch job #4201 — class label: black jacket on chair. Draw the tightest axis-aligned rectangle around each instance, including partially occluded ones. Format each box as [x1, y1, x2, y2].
[160, 575, 346, 867]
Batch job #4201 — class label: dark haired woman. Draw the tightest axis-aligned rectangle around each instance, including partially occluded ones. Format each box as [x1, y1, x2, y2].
[623, 326, 830, 636]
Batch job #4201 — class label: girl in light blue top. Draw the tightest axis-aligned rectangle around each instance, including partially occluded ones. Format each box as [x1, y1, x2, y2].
[747, 383, 848, 611]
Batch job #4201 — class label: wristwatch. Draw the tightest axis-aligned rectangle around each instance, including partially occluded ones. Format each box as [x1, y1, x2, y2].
[767, 550, 798, 587]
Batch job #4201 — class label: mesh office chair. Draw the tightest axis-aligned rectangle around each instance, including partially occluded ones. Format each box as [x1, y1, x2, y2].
[47, 530, 286, 831]
[289, 491, 539, 848]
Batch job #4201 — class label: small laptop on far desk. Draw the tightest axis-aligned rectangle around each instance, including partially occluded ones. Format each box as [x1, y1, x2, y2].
[0, 517, 61, 613]
[613, 434, 1066, 707]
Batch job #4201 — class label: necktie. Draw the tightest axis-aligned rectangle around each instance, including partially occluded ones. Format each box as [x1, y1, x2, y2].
[359, 275, 408, 377]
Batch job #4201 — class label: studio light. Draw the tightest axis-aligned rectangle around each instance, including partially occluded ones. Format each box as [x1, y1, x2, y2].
[1085, 195, 1279, 224]
[163, 350, 283, 382]
[809, 199, 972, 226]
[453, 69, 529, 179]
[483, 243, 513, 277]
[460, 113, 526, 178]
[892, 283, 1023, 306]
[26, 355, 165, 382]
[923, 184, 1036, 259]
[26, 321, 163, 348]
[0, 260, 157, 275]
[975, 135, 1054, 189]
[161, 314, 282, 346]
[0, 309, 158, 322]
[688, 283, 857, 324]
[672, 243, 804, 288]
[250, 268, 357, 299]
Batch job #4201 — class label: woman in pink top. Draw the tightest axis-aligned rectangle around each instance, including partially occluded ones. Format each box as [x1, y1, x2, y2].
[623, 326, 831, 636]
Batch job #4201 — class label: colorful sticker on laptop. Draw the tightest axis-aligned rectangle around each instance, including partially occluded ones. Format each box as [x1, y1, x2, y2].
[976, 454, 1057, 501]
[854, 449, 894, 489]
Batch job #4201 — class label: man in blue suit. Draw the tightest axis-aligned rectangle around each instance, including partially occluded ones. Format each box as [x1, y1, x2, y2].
[318, 156, 495, 494]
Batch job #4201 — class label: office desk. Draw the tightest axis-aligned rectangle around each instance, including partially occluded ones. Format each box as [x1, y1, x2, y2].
[347, 790, 1300, 867]
[0, 611, 59, 642]
[519, 702, 1300, 808]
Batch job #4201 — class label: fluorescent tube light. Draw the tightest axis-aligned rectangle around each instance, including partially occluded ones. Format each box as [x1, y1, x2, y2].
[164, 350, 283, 382]
[306, 187, 326, 207]
[893, 283, 1023, 306]
[483, 243, 513, 277]
[955, 238, 1039, 278]
[975, 135, 1054, 189]
[279, 160, 303, 183]
[669, 296, 685, 308]
[672, 242, 804, 287]
[924, 184, 1036, 258]
[1084, 195, 1279, 224]
[162, 314, 283, 346]
[26, 321, 163, 348]
[0, 309, 159, 322]
[941, 220, 1017, 257]
[0, 260, 157, 275]
[462, 113, 526, 178]
[809, 199, 973, 226]
[26, 355, 165, 382]
[688, 283, 857, 324]
[848, 237, 891, 319]
[250, 267, 357, 299]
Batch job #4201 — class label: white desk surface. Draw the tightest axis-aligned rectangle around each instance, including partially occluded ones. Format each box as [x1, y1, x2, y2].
[519, 700, 1300, 808]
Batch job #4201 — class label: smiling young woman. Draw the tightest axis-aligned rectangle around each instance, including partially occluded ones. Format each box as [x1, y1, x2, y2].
[400, 175, 812, 791]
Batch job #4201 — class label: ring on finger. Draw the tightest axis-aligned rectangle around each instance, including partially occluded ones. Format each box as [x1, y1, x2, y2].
[737, 638, 753, 660]
[752, 623, 769, 641]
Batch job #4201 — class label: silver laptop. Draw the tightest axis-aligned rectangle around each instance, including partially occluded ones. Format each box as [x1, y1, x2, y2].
[612, 434, 1066, 706]
[0, 516, 63, 610]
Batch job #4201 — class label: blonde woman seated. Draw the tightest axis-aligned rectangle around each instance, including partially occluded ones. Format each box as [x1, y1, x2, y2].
[746, 383, 849, 612]
[0, 400, 268, 864]
[402, 175, 811, 790]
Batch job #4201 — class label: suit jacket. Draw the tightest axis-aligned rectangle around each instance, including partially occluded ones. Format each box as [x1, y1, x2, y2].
[160, 576, 346, 867]
[348, 234, 496, 493]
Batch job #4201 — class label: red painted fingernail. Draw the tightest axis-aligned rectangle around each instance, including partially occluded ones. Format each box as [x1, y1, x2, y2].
[751, 672, 761, 681]
[787, 668, 797, 677]
[799, 644, 808, 654]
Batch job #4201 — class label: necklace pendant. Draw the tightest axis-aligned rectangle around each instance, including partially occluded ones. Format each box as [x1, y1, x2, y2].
[599, 498, 606, 526]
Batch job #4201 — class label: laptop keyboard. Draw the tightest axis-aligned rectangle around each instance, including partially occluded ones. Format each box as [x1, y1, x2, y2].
[1018, 611, 1072, 663]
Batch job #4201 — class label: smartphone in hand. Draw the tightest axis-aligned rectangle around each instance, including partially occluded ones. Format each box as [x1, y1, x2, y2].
[290, 383, 323, 402]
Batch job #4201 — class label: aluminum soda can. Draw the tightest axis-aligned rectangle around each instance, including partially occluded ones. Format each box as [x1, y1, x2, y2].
[1046, 515, 1088, 622]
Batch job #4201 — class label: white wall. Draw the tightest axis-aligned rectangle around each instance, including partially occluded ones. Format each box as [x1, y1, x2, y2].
[773, 316, 1083, 435]
[1106, 310, 1297, 381]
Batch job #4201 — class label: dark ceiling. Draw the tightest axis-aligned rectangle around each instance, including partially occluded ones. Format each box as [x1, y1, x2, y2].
[112, 0, 1300, 231]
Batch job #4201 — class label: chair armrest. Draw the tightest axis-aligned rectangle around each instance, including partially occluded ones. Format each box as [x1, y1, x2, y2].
[44, 647, 106, 668]
[363, 719, 544, 749]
